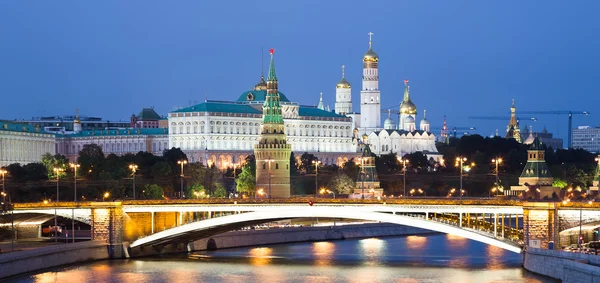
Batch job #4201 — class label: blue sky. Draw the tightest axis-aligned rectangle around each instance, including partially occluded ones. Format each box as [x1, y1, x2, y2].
[0, 1, 598, 141]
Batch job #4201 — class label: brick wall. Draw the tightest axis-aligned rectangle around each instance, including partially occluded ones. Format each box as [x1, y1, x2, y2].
[524, 208, 556, 249]
[91, 207, 123, 258]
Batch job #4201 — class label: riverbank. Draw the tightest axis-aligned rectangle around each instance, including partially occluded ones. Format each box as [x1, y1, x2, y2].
[0, 240, 108, 280]
[524, 247, 600, 282]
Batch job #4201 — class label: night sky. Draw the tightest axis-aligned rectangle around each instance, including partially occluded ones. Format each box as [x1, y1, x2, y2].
[1, 1, 598, 141]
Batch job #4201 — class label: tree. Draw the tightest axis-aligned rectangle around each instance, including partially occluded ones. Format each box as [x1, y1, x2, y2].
[552, 179, 568, 189]
[212, 183, 227, 198]
[342, 158, 360, 183]
[185, 183, 206, 199]
[41, 153, 69, 179]
[23, 163, 47, 181]
[327, 172, 355, 194]
[236, 164, 256, 194]
[150, 161, 172, 178]
[77, 144, 105, 180]
[162, 147, 187, 170]
[6, 163, 26, 182]
[403, 152, 429, 172]
[300, 152, 318, 174]
[141, 184, 164, 199]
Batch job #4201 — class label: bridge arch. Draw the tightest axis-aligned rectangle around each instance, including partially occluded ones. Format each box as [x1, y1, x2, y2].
[130, 207, 522, 253]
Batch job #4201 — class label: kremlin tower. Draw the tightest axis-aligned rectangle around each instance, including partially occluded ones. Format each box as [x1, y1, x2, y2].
[505, 99, 522, 143]
[254, 49, 292, 198]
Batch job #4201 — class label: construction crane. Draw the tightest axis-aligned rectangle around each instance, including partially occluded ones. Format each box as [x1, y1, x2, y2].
[517, 110, 590, 148]
[468, 116, 538, 122]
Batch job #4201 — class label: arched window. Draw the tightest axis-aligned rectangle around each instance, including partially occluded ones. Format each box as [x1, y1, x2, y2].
[275, 163, 279, 169]
[263, 163, 266, 170]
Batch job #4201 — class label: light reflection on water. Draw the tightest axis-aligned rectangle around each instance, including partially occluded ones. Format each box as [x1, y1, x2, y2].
[16, 234, 555, 283]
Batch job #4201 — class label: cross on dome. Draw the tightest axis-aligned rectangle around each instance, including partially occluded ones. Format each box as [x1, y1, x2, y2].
[341, 65, 345, 78]
[368, 32, 374, 47]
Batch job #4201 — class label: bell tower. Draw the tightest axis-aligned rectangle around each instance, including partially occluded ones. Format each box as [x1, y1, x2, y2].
[359, 32, 381, 134]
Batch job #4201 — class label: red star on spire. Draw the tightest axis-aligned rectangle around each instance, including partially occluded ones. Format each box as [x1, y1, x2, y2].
[404, 79, 409, 85]
[269, 48, 275, 55]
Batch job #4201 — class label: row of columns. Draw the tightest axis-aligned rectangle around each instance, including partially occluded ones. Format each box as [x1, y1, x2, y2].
[0, 135, 54, 166]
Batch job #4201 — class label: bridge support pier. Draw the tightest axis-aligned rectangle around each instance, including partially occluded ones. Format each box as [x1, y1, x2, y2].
[90, 203, 124, 258]
[459, 213, 462, 227]
[494, 213, 497, 237]
[151, 212, 154, 234]
[425, 212, 428, 220]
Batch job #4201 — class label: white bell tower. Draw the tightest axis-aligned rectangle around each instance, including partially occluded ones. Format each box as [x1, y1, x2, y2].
[335, 65, 352, 115]
[360, 32, 381, 134]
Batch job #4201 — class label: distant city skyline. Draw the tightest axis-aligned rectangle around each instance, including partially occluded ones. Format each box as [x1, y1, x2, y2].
[1, 1, 598, 142]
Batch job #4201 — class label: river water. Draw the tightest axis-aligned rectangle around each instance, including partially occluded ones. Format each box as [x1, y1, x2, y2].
[10, 234, 555, 283]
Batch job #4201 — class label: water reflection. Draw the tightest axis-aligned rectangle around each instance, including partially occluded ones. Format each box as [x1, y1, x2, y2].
[312, 241, 335, 266]
[17, 235, 554, 283]
[248, 247, 274, 265]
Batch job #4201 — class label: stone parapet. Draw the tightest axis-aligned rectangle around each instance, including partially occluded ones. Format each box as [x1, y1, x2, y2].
[524, 247, 600, 282]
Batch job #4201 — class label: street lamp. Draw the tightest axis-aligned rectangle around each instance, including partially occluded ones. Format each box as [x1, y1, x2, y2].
[312, 160, 322, 198]
[177, 160, 188, 199]
[103, 192, 110, 202]
[319, 188, 336, 199]
[266, 158, 274, 200]
[448, 188, 456, 197]
[397, 157, 409, 198]
[257, 188, 267, 198]
[418, 188, 426, 197]
[455, 157, 467, 200]
[69, 163, 80, 201]
[52, 167, 64, 244]
[490, 187, 498, 198]
[129, 164, 138, 199]
[492, 158, 503, 194]
[357, 157, 365, 199]
[0, 169, 7, 203]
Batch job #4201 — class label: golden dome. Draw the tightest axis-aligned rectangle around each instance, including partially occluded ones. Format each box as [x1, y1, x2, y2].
[400, 100, 417, 115]
[336, 77, 351, 88]
[363, 48, 379, 62]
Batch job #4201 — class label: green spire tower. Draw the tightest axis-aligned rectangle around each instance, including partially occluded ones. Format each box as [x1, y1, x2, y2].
[254, 48, 292, 198]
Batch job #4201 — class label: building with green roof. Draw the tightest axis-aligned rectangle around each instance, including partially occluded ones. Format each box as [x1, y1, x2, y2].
[0, 121, 56, 166]
[130, 107, 165, 129]
[167, 54, 358, 168]
[507, 138, 561, 199]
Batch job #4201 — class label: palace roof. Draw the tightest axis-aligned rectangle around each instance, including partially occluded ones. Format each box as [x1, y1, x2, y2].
[60, 128, 168, 138]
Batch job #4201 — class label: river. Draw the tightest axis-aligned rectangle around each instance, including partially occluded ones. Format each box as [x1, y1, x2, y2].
[9, 234, 555, 283]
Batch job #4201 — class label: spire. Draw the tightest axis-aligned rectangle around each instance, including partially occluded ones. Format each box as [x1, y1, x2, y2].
[342, 65, 345, 79]
[368, 32, 373, 48]
[74, 108, 81, 123]
[423, 109, 427, 119]
[253, 48, 267, 90]
[403, 80, 410, 101]
[317, 92, 325, 110]
[267, 48, 277, 82]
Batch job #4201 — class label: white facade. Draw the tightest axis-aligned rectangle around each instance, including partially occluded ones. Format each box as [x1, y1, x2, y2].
[367, 130, 442, 161]
[169, 93, 358, 168]
[0, 123, 56, 167]
[572, 126, 600, 153]
[56, 129, 169, 161]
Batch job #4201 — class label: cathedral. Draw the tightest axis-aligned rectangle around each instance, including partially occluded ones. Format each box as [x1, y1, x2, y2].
[335, 33, 442, 161]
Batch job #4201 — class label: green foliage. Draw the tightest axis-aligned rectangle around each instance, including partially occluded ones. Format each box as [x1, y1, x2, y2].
[162, 147, 187, 170]
[403, 152, 429, 172]
[236, 164, 256, 194]
[23, 163, 48, 181]
[300, 152, 318, 174]
[185, 183, 206, 199]
[41, 153, 69, 179]
[552, 179, 568, 189]
[6, 163, 26, 182]
[77, 144, 105, 180]
[141, 184, 164, 199]
[212, 183, 227, 198]
[151, 161, 172, 178]
[327, 172, 355, 194]
[342, 158, 360, 182]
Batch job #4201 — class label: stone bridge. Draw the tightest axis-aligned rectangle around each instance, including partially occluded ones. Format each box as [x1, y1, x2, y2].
[7, 199, 600, 258]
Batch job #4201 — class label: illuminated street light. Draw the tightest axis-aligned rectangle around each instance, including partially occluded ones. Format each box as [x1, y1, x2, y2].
[312, 160, 322, 198]
[52, 167, 65, 244]
[177, 160, 188, 199]
[455, 157, 467, 200]
[103, 192, 110, 202]
[129, 164, 138, 199]
[69, 163, 80, 202]
[397, 157, 409, 198]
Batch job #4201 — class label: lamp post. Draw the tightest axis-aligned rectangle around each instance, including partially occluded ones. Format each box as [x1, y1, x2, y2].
[312, 159, 321, 198]
[177, 160, 188, 199]
[69, 163, 80, 201]
[492, 158, 503, 195]
[357, 157, 365, 199]
[490, 187, 498, 198]
[129, 164, 138, 199]
[418, 188, 426, 197]
[266, 158, 274, 200]
[1, 191, 14, 251]
[398, 157, 409, 197]
[53, 167, 64, 244]
[455, 157, 467, 200]
[0, 169, 6, 203]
